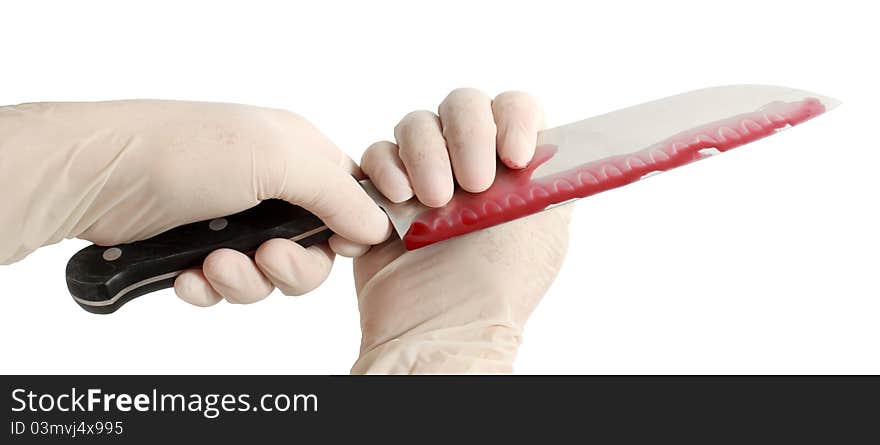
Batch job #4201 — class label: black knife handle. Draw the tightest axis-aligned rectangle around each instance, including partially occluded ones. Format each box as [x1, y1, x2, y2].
[65, 199, 331, 314]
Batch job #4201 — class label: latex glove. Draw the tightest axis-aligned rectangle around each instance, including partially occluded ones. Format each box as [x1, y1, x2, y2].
[0, 100, 390, 306]
[350, 89, 572, 374]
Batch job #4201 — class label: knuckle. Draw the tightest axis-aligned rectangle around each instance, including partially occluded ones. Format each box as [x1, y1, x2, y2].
[270, 108, 308, 126]
[400, 110, 434, 125]
[493, 90, 538, 114]
[443, 118, 496, 147]
[494, 90, 533, 104]
[396, 110, 437, 132]
[227, 106, 295, 143]
[257, 109, 320, 155]
[441, 87, 488, 110]
[440, 92, 491, 125]
[83, 231, 127, 247]
[447, 86, 484, 98]
[361, 141, 396, 170]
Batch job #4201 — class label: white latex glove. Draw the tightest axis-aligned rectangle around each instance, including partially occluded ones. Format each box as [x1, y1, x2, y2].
[0, 100, 390, 306]
[351, 89, 572, 374]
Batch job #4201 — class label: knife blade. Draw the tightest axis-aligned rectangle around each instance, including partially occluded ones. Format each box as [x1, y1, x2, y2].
[66, 85, 839, 313]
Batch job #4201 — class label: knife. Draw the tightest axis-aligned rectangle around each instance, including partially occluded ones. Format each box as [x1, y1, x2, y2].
[66, 84, 839, 313]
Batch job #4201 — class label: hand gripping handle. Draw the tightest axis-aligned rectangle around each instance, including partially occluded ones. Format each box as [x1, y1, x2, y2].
[65, 200, 331, 314]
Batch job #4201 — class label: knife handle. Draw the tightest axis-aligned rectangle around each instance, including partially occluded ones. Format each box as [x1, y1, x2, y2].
[65, 199, 331, 314]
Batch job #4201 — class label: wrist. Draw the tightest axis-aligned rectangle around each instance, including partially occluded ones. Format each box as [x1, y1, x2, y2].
[351, 322, 523, 374]
[0, 102, 143, 263]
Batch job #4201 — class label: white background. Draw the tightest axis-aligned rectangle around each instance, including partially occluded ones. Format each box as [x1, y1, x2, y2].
[0, 0, 876, 374]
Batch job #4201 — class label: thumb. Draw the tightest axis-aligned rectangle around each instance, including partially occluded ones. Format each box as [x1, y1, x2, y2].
[266, 148, 392, 246]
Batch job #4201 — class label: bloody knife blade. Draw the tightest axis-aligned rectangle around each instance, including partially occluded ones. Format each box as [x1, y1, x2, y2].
[370, 85, 839, 249]
[66, 85, 839, 313]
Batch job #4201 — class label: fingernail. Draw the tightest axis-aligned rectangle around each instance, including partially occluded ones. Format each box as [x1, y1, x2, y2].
[419, 171, 454, 207]
[385, 171, 414, 203]
[454, 150, 495, 193]
[364, 205, 393, 244]
[500, 127, 533, 169]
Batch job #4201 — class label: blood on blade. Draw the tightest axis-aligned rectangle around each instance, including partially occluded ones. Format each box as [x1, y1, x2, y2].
[403, 98, 826, 250]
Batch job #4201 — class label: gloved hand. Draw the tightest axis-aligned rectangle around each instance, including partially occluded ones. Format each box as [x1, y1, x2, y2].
[350, 89, 572, 374]
[0, 100, 390, 306]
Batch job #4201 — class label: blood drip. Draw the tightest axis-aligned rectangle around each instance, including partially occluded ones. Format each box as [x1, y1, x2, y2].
[403, 98, 826, 250]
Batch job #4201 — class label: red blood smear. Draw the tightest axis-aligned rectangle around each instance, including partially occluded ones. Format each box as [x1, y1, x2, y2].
[403, 98, 826, 250]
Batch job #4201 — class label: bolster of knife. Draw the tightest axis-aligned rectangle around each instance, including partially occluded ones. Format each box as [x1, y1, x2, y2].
[65, 199, 331, 314]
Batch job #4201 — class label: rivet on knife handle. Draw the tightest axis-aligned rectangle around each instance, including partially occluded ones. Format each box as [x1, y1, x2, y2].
[65, 200, 331, 314]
